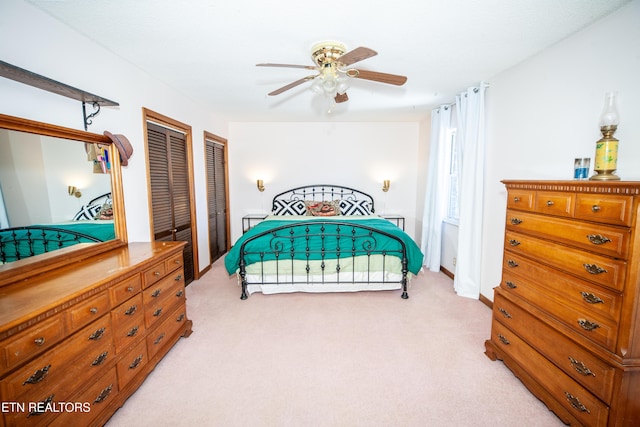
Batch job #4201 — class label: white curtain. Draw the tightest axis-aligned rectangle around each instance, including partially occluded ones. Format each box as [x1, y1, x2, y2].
[0, 184, 9, 228]
[453, 83, 488, 299]
[421, 105, 451, 271]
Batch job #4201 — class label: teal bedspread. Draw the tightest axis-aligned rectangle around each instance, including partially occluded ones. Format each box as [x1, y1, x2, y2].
[225, 216, 424, 275]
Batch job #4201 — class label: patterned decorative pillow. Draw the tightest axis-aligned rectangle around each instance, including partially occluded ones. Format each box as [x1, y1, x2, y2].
[73, 203, 103, 220]
[340, 199, 373, 215]
[95, 203, 114, 220]
[305, 200, 341, 217]
[272, 199, 307, 216]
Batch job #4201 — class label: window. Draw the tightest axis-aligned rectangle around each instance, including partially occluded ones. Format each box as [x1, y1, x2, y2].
[446, 128, 460, 222]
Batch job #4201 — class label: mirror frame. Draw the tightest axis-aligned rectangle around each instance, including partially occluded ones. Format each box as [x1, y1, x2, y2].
[0, 113, 127, 287]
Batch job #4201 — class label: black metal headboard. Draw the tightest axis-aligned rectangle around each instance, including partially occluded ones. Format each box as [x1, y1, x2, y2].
[272, 185, 375, 213]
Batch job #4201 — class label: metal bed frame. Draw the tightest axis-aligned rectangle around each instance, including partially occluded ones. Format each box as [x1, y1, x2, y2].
[238, 185, 410, 300]
[0, 225, 103, 263]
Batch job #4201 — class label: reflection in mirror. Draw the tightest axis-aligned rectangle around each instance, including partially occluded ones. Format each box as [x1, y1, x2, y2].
[0, 129, 114, 262]
[0, 114, 126, 281]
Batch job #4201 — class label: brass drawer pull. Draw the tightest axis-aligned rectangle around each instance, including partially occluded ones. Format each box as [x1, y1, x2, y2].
[176, 313, 185, 322]
[89, 327, 105, 341]
[564, 392, 591, 413]
[28, 395, 54, 417]
[497, 334, 510, 345]
[581, 292, 604, 304]
[90, 307, 99, 314]
[176, 290, 184, 298]
[505, 281, 517, 289]
[513, 196, 520, 202]
[568, 357, 596, 377]
[546, 200, 554, 206]
[510, 218, 522, 225]
[583, 263, 607, 275]
[577, 318, 600, 331]
[127, 325, 140, 337]
[153, 308, 163, 317]
[154, 271, 161, 276]
[507, 260, 519, 268]
[23, 364, 51, 385]
[591, 205, 601, 212]
[124, 305, 137, 315]
[91, 351, 109, 366]
[498, 307, 512, 319]
[127, 286, 134, 292]
[508, 239, 520, 247]
[152, 289, 162, 298]
[94, 384, 113, 404]
[587, 234, 611, 245]
[174, 259, 181, 264]
[175, 274, 183, 281]
[34, 337, 46, 346]
[154, 332, 166, 345]
[129, 355, 144, 370]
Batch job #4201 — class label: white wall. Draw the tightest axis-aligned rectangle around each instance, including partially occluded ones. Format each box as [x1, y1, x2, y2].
[227, 122, 421, 242]
[0, 0, 228, 271]
[480, 0, 640, 300]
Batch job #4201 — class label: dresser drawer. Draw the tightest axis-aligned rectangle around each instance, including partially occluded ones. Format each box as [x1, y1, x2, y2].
[116, 340, 148, 390]
[67, 292, 110, 331]
[143, 268, 185, 304]
[144, 281, 186, 329]
[111, 293, 143, 328]
[494, 291, 616, 403]
[1, 316, 113, 401]
[491, 320, 609, 426]
[146, 305, 188, 359]
[507, 189, 535, 211]
[109, 274, 142, 307]
[111, 293, 146, 354]
[506, 209, 631, 259]
[165, 252, 184, 274]
[48, 367, 118, 427]
[1, 314, 65, 373]
[505, 231, 627, 291]
[575, 193, 634, 226]
[143, 260, 167, 288]
[535, 191, 574, 217]
[501, 253, 622, 322]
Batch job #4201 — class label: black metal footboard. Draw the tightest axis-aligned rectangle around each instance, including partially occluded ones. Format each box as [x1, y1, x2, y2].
[238, 221, 409, 300]
[0, 226, 103, 263]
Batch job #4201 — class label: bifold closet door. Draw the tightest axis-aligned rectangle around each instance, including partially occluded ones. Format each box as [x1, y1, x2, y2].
[147, 122, 194, 284]
[206, 139, 227, 263]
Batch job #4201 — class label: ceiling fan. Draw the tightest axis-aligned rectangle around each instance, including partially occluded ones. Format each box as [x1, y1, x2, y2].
[257, 41, 407, 105]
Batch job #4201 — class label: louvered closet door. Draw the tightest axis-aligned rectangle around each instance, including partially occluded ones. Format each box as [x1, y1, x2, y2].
[147, 122, 194, 284]
[206, 139, 227, 262]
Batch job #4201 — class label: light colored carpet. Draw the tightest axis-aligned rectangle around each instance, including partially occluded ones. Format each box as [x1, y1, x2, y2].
[105, 259, 565, 427]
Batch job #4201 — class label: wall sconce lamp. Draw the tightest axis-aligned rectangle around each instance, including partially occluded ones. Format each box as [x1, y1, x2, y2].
[256, 179, 265, 192]
[382, 180, 391, 192]
[68, 185, 82, 198]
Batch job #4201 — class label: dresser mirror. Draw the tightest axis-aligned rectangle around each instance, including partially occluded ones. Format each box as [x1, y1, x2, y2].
[0, 113, 127, 286]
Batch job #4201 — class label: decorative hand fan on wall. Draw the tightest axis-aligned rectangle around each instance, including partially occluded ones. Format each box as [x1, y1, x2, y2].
[257, 41, 407, 106]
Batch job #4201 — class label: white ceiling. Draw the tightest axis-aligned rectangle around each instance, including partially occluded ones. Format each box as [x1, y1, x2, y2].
[28, 0, 631, 122]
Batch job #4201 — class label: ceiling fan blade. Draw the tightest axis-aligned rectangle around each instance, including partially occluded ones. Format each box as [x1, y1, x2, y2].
[334, 93, 349, 103]
[257, 63, 317, 70]
[267, 75, 317, 96]
[351, 69, 407, 86]
[336, 47, 377, 66]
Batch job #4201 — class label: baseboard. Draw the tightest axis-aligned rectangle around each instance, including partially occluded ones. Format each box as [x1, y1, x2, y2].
[440, 266, 454, 280]
[440, 266, 493, 309]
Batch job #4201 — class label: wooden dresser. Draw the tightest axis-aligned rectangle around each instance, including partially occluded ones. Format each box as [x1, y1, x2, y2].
[485, 180, 640, 426]
[0, 242, 193, 427]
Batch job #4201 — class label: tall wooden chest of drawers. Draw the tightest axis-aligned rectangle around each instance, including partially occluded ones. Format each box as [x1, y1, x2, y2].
[485, 180, 640, 426]
[0, 242, 192, 427]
